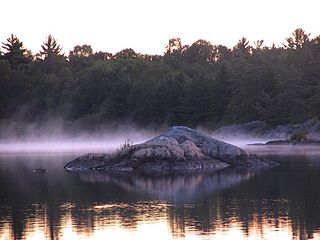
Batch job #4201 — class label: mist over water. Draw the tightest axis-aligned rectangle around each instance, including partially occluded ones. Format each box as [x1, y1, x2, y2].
[0, 122, 284, 154]
[0, 138, 148, 154]
[2, 119, 320, 159]
[213, 136, 320, 156]
[0, 123, 158, 153]
[0, 126, 269, 155]
[214, 137, 269, 148]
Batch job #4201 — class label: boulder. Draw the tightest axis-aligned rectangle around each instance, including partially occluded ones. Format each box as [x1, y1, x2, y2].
[65, 126, 275, 173]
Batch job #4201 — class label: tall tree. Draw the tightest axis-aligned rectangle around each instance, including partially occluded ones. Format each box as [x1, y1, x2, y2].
[310, 35, 320, 51]
[209, 63, 231, 122]
[69, 44, 93, 57]
[234, 37, 251, 55]
[39, 35, 65, 73]
[253, 40, 264, 50]
[114, 48, 139, 60]
[93, 51, 113, 61]
[1, 34, 32, 70]
[285, 28, 310, 49]
[40, 35, 62, 59]
[274, 64, 309, 123]
[213, 45, 232, 62]
[183, 39, 215, 64]
[69, 45, 95, 72]
[165, 38, 183, 54]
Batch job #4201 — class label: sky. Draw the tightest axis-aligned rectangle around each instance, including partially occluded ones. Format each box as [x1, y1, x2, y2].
[1, 0, 319, 55]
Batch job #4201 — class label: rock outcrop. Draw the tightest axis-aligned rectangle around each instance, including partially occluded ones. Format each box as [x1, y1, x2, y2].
[65, 126, 274, 173]
[213, 118, 320, 142]
[213, 120, 268, 138]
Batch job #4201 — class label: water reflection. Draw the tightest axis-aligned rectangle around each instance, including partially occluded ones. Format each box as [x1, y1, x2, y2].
[1, 153, 320, 239]
[77, 168, 260, 202]
[2, 201, 320, 240]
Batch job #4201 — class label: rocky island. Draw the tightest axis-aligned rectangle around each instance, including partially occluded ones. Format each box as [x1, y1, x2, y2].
[65, 126, 276, 173]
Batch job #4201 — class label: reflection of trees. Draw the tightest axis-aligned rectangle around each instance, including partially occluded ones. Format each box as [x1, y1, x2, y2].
[1, 154, 320, 239]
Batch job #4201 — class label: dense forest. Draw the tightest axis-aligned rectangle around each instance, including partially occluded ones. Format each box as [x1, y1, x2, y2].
[0, 28, 320, 137]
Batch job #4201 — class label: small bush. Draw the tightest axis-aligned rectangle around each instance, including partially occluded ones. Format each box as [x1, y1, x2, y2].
[119, 139, 133, 151]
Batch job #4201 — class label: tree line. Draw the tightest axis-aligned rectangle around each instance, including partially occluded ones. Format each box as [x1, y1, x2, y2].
[0, 29, 320, 135]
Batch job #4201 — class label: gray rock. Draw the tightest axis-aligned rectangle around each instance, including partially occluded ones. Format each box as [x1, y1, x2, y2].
[265, 125, 292, 139]
[309, 121, 320, 133]
[305, 132, 320, 141]
[214, 118, 320, 142]
[306, 120, 320, 141]
[65, 126, 274, 173]
[213, 120, 268, 138]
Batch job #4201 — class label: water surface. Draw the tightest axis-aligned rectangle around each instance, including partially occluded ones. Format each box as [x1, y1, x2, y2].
[1, 146, 320, 239]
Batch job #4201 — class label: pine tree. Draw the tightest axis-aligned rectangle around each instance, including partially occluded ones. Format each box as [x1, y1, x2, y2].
[40, 35, 62, 59]
[39, 35, 64, 73]
[1, 34, 32, 70]
[234, 37, 251, 55]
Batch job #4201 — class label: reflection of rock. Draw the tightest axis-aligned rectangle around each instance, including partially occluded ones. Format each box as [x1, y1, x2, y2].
[77, 168, 263, 202]
[65, 126, 274, 173]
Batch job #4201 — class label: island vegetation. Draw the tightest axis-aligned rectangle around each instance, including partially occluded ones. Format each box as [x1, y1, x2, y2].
[0, 28, 320, 137]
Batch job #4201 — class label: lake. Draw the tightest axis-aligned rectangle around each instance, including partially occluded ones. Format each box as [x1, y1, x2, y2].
[1, 145, 320, 239]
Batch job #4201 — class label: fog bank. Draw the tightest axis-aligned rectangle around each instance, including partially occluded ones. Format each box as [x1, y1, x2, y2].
[0, 122, 159, 153]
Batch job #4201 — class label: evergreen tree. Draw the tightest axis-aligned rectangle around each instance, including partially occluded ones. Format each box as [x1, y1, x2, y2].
[39, 35, 65, 73]
[40, 35, 62, 59]
[234, 37, 251, 56]
[1, 34, 32, 70]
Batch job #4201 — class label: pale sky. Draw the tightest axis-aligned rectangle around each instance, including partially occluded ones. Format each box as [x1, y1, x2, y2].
[1, 0, 319, 55]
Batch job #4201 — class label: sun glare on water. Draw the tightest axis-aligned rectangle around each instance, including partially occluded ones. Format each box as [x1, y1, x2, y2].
[1, 202, 317, 240]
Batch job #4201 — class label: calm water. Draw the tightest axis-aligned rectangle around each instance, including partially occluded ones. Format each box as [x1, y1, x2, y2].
[1, 146, 320, 240]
